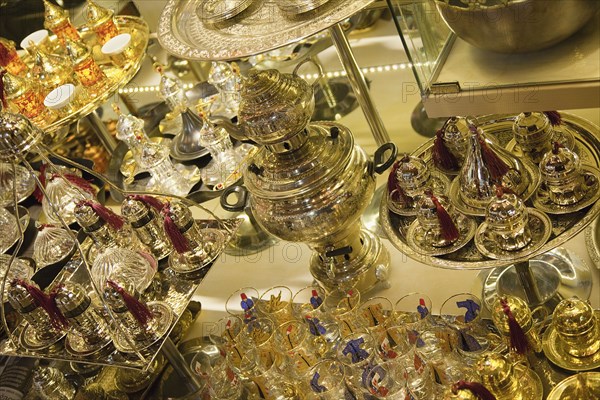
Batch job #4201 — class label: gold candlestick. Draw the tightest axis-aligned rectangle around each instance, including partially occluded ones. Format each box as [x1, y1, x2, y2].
[0, 38, 27, 76]
[1, 70, 55, 125]
[43, 0, 80, 45]
[85, 0, 119, 45]
[65, 38, 106, 93]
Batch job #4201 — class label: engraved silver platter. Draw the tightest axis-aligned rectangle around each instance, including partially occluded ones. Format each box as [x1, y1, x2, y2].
[585, 216, 600, 269]
[380, 113, 600, 270]
[158, 0, 375, 61]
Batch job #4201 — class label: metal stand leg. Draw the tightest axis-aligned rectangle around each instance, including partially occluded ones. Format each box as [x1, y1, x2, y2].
[161, 337, 204, 392]
[85, 110, 117, 155]
[328, 23, 391, 146]
[514, 261, 543, 305]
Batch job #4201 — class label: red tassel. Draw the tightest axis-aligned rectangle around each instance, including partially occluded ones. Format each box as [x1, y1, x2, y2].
[432, 129, 459, 171]
[0, 44, 10, 66]
[0, 69, 7, 109]
[500, 298, 529, 355]
[544, 111, 562, 126]
[387, 161, 413, 207]
[162, 204, 190, 254]
[33, 163, 47, 203]
[429, 193, 459, 242]
[478, 135, 510, 182]
[106, 280, 153, 327]
[452, 380, 496, 400]
[58, 173, 96, 195]
[79, 200, 124, 231]
[128, 195, 164, 212]
[12, 279, 68, 330]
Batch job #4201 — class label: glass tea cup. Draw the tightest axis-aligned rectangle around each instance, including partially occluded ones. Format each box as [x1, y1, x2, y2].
[326, 288, 361, 337]
[301, 359, 349, 400]
[395, 293, 433, 335]
[358, 296, 394, 334]
[257, 285, 294, 325]
[225, 286, 260, 323]
[274, 320, 319, 378]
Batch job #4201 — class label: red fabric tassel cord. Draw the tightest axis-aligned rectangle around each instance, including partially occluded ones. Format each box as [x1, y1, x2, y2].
[0, 69, 8, 109]
[452, 380, 496, 400]
[432, 129, 459, 171]
[544, 111, 562, 126]
[0, 44, 11, 66]
[106, 280, 153, 327]
[162, 204, 190, 254]
[478, 135, 510, 182]
[12, 279, 68, 330]
[58, 173, 96, 195]
[387, 161, 413, 207]
[500, 298, 529, 355]
[429, 193, 459, 243]
[79, 200, 124, 231]
[128, 195, 164, 211]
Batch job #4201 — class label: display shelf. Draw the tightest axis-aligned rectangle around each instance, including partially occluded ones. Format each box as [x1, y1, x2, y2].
[381, 113, 600, 269]
[389, 0, 600, 117]
[0, 219, 241, 371]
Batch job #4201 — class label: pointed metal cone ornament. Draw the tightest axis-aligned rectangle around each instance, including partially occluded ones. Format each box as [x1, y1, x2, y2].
[43, 0, 69, 29]
[30, 44, 71, 91]
[458, 131, 495, 210]
[1, 69, 28, 101]
[86, 0, 114, 27]
[64, 37, 90, 65]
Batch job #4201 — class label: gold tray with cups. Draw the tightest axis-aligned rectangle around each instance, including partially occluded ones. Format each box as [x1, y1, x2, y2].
[380, 113, 600, 270]
[31, 16, 149, 134]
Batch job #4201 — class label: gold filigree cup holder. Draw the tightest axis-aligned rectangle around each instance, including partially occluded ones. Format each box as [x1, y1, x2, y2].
[36, 16, 149, 135]
[0, 218, 241, 370]
[381, 113, 600, 270]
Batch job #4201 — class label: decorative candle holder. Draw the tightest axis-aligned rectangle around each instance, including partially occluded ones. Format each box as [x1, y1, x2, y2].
[65, 38, 106, 93]
[43, 0, 80, 45]
[85, 0, 118, 45]
[0, 37, 27, 76]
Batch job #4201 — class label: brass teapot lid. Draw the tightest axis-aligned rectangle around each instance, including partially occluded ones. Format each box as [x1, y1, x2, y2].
[485, 189, 527, 227]
[0, 111, 43, 162]
[553, 297, 596, 336]
[491, 295, 533, 334]
[540, 143, 580, 181]
[244, 123, 353, 199]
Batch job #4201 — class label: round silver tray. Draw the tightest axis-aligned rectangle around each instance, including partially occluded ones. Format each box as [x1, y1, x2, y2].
[158, 0, 374, 60]
[585, 216, 600, 269]
[380, 113, 600, 270]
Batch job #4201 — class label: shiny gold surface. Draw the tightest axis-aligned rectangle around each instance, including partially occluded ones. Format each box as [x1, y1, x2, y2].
[547, 372, 600, 400]
[37, 16, 149, 134]
[543, 310, 600, 371]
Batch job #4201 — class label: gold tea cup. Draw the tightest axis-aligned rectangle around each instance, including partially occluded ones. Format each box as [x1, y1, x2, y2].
[553, 297, 600, 358]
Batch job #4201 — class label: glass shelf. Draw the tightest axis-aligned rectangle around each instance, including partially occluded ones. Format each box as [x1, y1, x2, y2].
[388, 0, 600, 117]
[0, 219, 241, 371]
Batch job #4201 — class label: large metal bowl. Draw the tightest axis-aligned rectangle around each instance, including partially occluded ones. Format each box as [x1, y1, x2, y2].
[435, 0, 600, 53]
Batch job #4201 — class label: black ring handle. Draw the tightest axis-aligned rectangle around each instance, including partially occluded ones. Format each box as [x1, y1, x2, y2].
[325, 246, 353, 258]
[220, 185, 248, 212]
[373, 142, 398, 175]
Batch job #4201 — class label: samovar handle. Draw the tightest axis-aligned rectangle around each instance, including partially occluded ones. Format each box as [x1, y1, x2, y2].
[292, 58, 325, 91]
[220, 185, 248, 212]
[372, 142, 398, 175]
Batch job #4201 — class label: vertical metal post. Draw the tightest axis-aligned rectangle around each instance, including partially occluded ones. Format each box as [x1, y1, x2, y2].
[328, 23, 391, 146]
[514, 261, 543, 305]
[161, 337, 204, 392]
[85, 110, 117, 155]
